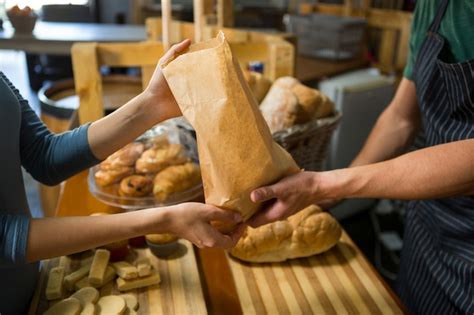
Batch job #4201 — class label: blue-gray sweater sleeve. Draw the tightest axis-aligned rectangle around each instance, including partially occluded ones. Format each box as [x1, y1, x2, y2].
[19, 102, 100, 185]
[2, 82, 102, 186]
[0, 214, 29, 265]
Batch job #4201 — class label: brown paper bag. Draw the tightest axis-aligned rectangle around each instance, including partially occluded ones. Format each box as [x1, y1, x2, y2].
[162, 32, 299, 227]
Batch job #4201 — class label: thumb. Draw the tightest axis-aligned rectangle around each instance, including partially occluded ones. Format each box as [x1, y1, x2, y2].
[159, 39, 191, 66]
[172, 38, 192, 53]
[250, 186, 278, 203]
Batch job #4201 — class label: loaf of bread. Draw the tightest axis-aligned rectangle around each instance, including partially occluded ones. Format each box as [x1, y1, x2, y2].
[230, 205, 341, 262]
[260, 84, 300, 133]
[260, 77, 334, 133]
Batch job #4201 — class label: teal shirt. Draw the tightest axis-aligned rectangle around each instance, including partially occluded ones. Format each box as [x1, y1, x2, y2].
[404, 0, 474, 80]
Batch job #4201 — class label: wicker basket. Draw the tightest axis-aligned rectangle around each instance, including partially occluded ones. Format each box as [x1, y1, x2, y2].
[273, 111, 342, 171]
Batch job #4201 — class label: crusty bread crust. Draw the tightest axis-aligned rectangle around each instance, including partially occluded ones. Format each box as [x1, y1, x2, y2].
[230, 205, 341, 262]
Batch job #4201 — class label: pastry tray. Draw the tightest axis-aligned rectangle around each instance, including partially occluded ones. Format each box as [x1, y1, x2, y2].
[88, 120, 203, 210]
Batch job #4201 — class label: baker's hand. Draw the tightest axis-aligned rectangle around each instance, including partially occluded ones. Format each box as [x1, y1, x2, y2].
[163, 203, 244, 249]
[247, 171, 323, 228]
[144, 39, 191, 121]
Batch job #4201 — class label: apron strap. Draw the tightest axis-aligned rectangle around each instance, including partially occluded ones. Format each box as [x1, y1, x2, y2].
[428, 0, 450, 33]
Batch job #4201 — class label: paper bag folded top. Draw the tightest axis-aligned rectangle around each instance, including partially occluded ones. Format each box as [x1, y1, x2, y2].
[161, 32, 299, 228]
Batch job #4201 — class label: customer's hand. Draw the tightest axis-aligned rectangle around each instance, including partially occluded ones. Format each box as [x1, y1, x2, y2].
[161, 202, 244, 249]
[144, 39, 191, 121]
[247, 171, 325, 228]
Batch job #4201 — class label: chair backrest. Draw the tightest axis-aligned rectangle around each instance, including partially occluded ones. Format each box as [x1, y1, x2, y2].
[146, 17, 295, 81]
[71, 41, 165, 124]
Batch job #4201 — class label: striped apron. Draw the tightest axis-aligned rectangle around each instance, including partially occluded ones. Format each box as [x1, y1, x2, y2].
[395, 0, 474, 313]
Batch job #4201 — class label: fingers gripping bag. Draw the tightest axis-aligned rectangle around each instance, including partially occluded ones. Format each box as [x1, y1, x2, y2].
[161, 32, 300, 231]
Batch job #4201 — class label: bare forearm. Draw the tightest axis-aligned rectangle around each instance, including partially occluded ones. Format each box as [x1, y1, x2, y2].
[86, 41, 190, 160]
[322, 139, 474, 200]
[87, 91, 165, 160]
[351, 78, 420, 167]
[26, 208, 168, 262]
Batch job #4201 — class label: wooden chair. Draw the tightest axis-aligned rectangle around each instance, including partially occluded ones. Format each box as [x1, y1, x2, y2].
[146, 17, 295, 81]
[71, 41, 166, 124]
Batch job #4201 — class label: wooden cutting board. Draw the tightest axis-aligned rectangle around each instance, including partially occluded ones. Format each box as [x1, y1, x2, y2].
[227, 232, 404, 315]
[29, 240, 207, 315]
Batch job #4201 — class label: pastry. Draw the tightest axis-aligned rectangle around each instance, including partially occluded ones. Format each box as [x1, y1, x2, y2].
[88, 249, 110, 286]
[116, 271, 161, 291]
[78, 266, 115, 290]
[97, 295, 126, 315]
[80, 303, 96, 315]
[100, 142, 145, 171]
[64, 264, 91, 291]
[146, 135, 170, 149]
[119, 294, 138, 311]
[152, 162, 201, 202]
[136, 259, 152, 277]
[46, 266, 65, 300]
[70, 287, 100, 305]
[95, 166, 134, 187]
[112, 262, 138, 280]
[99, 281, 114, 297]
[118, 175, 153, 197]
[124, 308, 137, 315]
[101, 266, 117, 286]
[74, 277, 92, 291]
[44, 298, 81, 315]
[230, 205, 341, 262]
[135, 143, 189, 174]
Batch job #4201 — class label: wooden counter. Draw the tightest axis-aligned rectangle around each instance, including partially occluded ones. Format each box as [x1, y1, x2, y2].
[31, 170, 405, 314]
[0, 21, 146, 55]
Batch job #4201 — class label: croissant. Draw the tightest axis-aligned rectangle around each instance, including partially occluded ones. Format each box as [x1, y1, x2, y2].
[135, 144, 189, 174]
[230, 205, 341, 263]
[100, 142, 145, 171]
[95, 166, 134, 187]
[153, 162, 201, 201]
